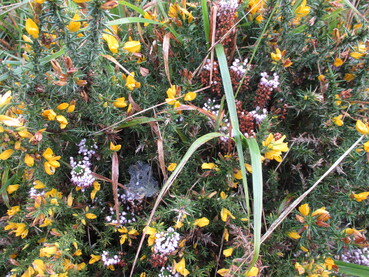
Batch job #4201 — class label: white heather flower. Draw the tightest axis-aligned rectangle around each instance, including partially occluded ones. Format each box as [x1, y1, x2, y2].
[153, 227, 180, 255]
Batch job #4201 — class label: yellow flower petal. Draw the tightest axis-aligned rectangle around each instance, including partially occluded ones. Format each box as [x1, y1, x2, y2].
[24, 154, 34, 167]
[167, 163, 177, 172]
[201, 162, 216, 170]
[32, 259, 46, 274]
[223, 247, 233, 257]
[0, 115, 23, 127]
[298, 203, 310, 216]
[85, 213, 97, 219]
[25, 18, 39, 39]
[174, 258, 190, 276]
[110, 142, 122, 151]
[0, 149, 14, 160]
[287, 231, 301, 240]
[114, 97, 128, 108]
[193, 217, 209, 227]
[7, 184, 19, 194]
[332, 114, 344, 126]
[245, 266, 259, 276]
[123, 40, 141, 53]
[352, 192, 369, 202]
[217, 268, 230, 276]
[356, 120, 369, 135]
[89, 254, 101, 264]
[220, 208, 235, 222]
[57, 103, 69, 110]
[184, 91, 196, 101]
[333, 57, 343, 67]
[68, 13, 81, 32]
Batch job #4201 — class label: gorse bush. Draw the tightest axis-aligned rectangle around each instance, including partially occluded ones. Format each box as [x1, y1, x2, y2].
[0, 0, 368, 276]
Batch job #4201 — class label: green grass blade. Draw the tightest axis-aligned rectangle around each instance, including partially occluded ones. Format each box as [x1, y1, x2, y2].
[244, 137, 263, 267]
[335, 260, 369, 276]
[215, 43, 249, 214]
[216, 43, 263, 270]
[130, 132, 223, 277]
[107, 17, 182, 43]
[201, 0, 210, 47]
[116, 117, 162, 129]
[118, 0, 145, 15]
[341, 0, 368, 23]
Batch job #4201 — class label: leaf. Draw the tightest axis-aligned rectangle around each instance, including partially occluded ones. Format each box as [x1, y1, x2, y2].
[163, 33, 172, 86]
[116, 117, 162, 129]
[107, 17, 182, 44]
[129, 132, 223, 277]
[216, 44, 264, 271]
[335, 260, 369, 276]
[118, 0, 145, 15]
[112, 152, 120, 225]
[201, 0, 210, 46]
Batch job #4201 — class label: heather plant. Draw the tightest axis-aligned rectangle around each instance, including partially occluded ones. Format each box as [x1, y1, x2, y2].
[0, 0, 368, 276]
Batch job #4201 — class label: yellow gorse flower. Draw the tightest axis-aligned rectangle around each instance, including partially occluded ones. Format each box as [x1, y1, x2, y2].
[287, 231, 301, 240]
[68, 13, 81, 32]
[271, 48, 282, 61]
[123, 40, 141, 53]
[89, 254, 101, 264]
[25, 18, 39, 39]
[4, 222, 29, 238]
[352, 191, 369, 202]
[220, 208, 235, 222]
[110, 142, 121, 151]
[167, 163, 177, 172]
[0, 115, 23, 127]
[193, 217, 209, 227]
[295, 0, 311, 18]
[174, 258, 190, 276]
[332, 114, 344, 126]
[245, 267, 259, 276]
[114, 97, 128, 108]
[356, 120, 369, 135]
[262, 134, 289, 162]
[42, 148, 61, 175]
[0, 91, 12, 107]
[125, 72, 141, 91]
[298, 203, 310, 216]
[223, 247, 233, 257]
[0, 149, 14, 160]
[102, 34, 119, 54]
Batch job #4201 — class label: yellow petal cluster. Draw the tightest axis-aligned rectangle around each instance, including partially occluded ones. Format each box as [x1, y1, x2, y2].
[123, 40, 141, 53]
[110, 142, 121, 151]
[271, 48, 282, 61]
[262, 134, 289, 162]
[295, 0, 311, 18]
[42, 148, 61, 175]
[193, 217, 209, 227]
[356, 120, 369, 135]
[0, 149, 14, 160]
[220, 208, 235, 222]
[114, 97, 128, 108]
[352, 191, 369, 202]
[245, 267, 259, 276]
[125, 72, 141, 91]
[174, 258, 190, 276]
[25, 18, 39, 39]
[167, 163, 177, 172]
[332, 114, 343, 126]
[4, 222, 29, 238]
[287, 231, 301, 240]
[102, 34, 119, 54]
[68, 13, 81, 32]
